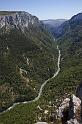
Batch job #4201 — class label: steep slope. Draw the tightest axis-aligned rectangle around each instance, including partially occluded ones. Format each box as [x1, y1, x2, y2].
[58, 13, 82, 61]
[53, 13, 82, 123]
[0, 11, 58, 112]
[0, 12, 82, 124]
[42, 19, 67, 36]
[32, 12, 82, 124]
[54, 13, 82, 37]
[41, 13, 82, 105]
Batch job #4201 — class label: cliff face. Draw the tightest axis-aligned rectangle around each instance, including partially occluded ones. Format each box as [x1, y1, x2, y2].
[0, 11, 40, 32]
[0, 11, 58, 112]
[58, 95, 81, 124]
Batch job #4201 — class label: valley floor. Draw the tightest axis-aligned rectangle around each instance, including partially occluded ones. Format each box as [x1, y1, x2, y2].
[0, 45, 61, 124]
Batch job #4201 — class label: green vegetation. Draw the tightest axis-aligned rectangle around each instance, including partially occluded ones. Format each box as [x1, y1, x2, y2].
[0, 25, 58, 112]
[1, 34, 82, 124]
[0, 13, 82, 124]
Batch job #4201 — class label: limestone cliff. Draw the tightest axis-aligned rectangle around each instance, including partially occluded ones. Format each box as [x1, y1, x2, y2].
[58, 95, 81, 124]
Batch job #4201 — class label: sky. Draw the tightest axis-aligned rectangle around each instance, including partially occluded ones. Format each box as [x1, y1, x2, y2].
[0, 0, 82, 20]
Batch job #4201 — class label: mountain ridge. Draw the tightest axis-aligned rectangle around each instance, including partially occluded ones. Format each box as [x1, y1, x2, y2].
[53, 12, 82, 37]
[42, 19, 67, 36]
[0, 11, 41, 33]
[0, 11, 58, 112]
[1, 11, 82, 124]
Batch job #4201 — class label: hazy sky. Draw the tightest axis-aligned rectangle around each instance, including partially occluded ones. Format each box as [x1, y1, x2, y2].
[0, 0, 82, 20]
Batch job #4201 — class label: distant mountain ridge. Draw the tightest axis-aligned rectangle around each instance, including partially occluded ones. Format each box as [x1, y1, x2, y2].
[42, 19, 67, 27]
[42, 19, 67, 36]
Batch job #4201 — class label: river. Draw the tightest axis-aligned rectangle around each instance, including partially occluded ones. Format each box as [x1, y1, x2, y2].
[0, 45, 61, 114]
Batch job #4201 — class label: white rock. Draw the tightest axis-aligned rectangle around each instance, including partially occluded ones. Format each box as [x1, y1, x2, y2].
[7, 46, 9, 50]
[72, 94, 81, 113]
[37, 105, 42, 111]
[67, 119, 79, 124]
[0, 11, 39, 32]
[35, 122, 48, 124]
[26, 58, 29, 65]
[44, 110, 48, 114]
[58, 94, 81, 123]
[38, 117, 41, 121]
[59, 98, 70, 118]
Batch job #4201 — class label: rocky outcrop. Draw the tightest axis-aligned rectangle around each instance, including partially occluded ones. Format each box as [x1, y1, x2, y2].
[35, 122, 48, 124]
[0, 11, 40, 32]
[58, 94, 81, 124]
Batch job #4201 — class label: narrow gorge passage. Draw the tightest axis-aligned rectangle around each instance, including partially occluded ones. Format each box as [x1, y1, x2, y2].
[0, 45, 61, 114]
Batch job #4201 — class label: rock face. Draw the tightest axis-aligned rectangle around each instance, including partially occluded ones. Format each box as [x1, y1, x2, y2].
[54, 13, 82, 38]
[35, 122, 48, 124]
[0, 11, 40, 32]
[58, 94, 81, 124]
[0, 11, 57, 112]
